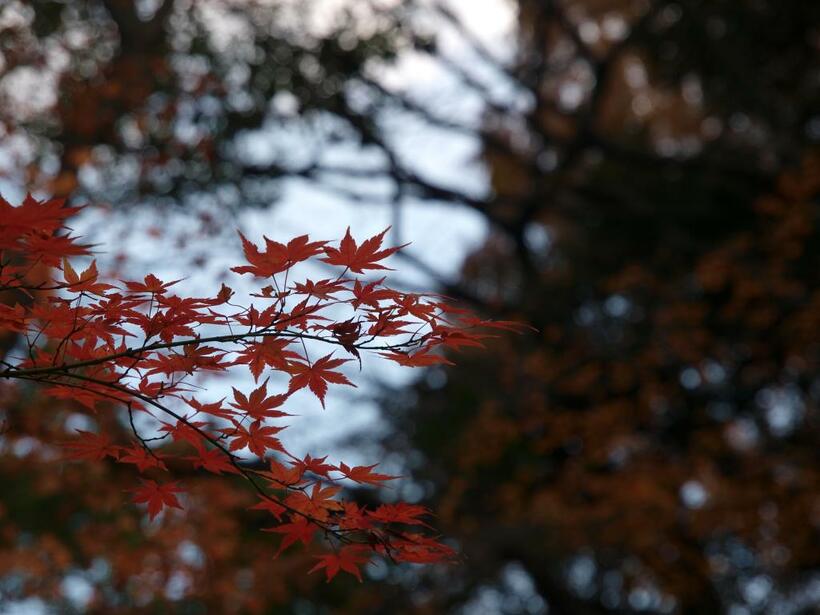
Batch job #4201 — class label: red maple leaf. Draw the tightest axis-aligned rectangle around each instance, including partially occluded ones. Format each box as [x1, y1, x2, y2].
[158, 419, 208, 451]
[62, 259, 115, 296]
[350, 278, 396, 309]
[0, 304, 28, 334]
[386, 534, 457, 564]
[45, 385, 104, 412]
[284, 483, 342, 521]
[226, 420, 285, 458]
[0, 194, 82, 244]
[287, 354, 355, 407]
[232, 232, 326, 277]
[131, 480, 184, 521]
[261, 459, 304, 487]
[185, 397, 235, 420]
[379, 348, 454, 367]
[187, 447, 240, 475]
[292, 277, 349, 299]
[309, 545, 371, 582]
[119, 445, 167, 472]
[233, 337, 301, 382]
[124, 273, 181, 295]
[248, 497, 287, 520]
[320, 227, 406, 274]
[22, 231, 90, 266]
[229, 381, 291, 420]
[368, 503, 433, 527]
[337, 502, 374, 531]
[338, 462, 397, 486]
[291, 454, 336, 478]
[62, 430, 119, 462]
[265, 517, 317, 556]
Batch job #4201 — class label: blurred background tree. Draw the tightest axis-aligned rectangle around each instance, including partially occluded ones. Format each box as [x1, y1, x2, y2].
[1, 0, 819, 613]
[345, 1, 820, 614]
[0, 0, 410, 207]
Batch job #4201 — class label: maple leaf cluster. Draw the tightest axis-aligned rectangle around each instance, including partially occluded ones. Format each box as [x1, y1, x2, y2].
[0, 195, 523, 582]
